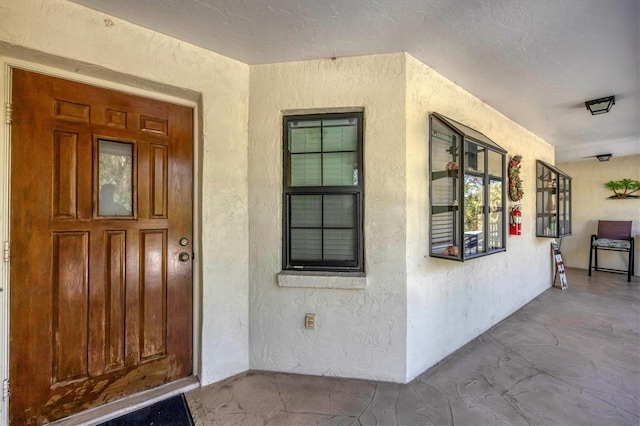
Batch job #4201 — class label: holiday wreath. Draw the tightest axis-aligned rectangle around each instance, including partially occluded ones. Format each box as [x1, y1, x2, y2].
[508, 155, 523, 202]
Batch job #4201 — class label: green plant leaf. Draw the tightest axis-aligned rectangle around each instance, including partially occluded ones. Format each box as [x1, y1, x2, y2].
[604, 178, 640, 197]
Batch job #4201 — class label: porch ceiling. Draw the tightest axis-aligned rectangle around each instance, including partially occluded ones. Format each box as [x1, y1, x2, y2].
[69, 0, 640, 163]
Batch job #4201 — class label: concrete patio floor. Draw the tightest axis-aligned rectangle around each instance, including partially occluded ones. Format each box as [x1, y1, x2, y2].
[185, 267, 639, 425]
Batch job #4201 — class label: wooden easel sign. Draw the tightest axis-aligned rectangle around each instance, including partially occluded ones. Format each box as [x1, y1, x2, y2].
[551, 241, 568, 290]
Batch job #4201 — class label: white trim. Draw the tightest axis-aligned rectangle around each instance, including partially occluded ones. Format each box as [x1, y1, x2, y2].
[3, 57, 196, 108]
[277, 271, 367, 289]
[0, 60, 12, 426]
[0, 56, 202, 426]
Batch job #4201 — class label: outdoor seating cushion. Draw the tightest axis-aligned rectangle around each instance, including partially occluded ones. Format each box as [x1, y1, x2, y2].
[592, 238, 631, 250]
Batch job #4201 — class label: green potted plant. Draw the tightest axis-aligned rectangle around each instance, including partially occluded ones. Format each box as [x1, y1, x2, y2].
[604, 178, 640, 199]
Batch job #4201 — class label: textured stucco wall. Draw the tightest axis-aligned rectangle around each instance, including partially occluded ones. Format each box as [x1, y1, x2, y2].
[557, 155, 640, 275]
[405, 55, 556, 381]
[0, 0, 250, 385]
[249, 53, 559, 384]
[1, 0, 578, 392]
[249, 54, 409, 382]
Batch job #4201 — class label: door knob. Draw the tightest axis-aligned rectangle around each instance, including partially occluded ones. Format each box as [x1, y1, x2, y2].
[179, 237, 189, 246]
[179, 252, 190, 262]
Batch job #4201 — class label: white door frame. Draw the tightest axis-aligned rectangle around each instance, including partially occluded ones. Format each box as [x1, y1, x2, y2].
[0, 56, 202, 426]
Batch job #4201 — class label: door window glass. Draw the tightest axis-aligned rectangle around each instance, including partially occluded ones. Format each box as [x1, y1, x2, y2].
[98, 140, 133, 216]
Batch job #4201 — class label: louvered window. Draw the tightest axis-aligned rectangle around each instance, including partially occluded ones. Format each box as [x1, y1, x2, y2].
[283, 113, 364, 271]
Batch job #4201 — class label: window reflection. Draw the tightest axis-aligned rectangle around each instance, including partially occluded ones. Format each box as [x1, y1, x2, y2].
[464, 175, 485, 254]
[464, 175, 484, 232]
[99, 140, 133, 217]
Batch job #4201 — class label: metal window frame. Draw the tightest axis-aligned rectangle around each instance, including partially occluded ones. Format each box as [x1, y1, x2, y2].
[282, 112, 364, 272]
[429, 113, 507, 261]
[535, 160, 572, 238]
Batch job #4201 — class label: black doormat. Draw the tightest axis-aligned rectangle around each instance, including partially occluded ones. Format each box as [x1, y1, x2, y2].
[98, 394, 194, 426]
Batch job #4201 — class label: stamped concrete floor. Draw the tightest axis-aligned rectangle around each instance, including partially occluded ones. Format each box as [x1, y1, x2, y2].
[185, 268, 640, 425]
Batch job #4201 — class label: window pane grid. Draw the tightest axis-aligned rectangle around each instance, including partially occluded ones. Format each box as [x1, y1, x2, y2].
[289, 193, 357, 263]
[284, 113, 363, 271]
[288, 118, 360, 188]
[429, 113, 506, 261]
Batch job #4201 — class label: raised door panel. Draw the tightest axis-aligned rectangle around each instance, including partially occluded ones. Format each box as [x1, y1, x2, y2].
[140, 230, 167, 361]
[53, 132, 79, 219]
[105, 231, 126, 371]
[52, 232, 89, 384]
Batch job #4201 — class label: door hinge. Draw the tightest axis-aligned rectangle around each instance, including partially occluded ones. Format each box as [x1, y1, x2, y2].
[5, 103, 12, 125]
[3, 241, 8, 263]
[2, 379, 8, 400]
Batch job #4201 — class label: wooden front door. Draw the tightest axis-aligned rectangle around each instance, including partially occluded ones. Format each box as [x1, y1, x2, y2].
[9, 69, 193, 424]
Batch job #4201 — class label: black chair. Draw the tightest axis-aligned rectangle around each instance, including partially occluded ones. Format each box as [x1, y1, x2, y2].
[588, 220, 635, 282]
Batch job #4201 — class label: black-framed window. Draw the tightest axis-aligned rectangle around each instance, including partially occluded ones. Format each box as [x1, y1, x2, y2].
[429, 113, 506, 261]
[283, 112, 364, 271]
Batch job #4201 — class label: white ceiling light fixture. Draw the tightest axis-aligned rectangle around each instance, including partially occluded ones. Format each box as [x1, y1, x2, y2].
[585, 96, 616, 115]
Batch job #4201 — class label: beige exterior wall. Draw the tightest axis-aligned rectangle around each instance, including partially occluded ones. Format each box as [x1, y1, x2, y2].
[558, 155, 640, 275]
[0, 0, 251, 386]
[249, 53, 558, 383]
[249, 54, 409, 382]
[405, 55, 557, 380]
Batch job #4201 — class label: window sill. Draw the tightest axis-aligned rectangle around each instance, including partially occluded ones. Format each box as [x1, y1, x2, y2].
[277, 271, 367, 289]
